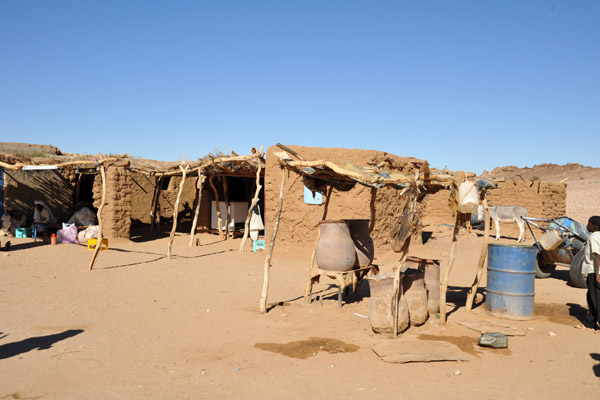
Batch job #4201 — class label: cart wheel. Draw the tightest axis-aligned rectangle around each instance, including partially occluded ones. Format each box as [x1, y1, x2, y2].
[569, 251, 587, 289]
[535, 253, 556, 279]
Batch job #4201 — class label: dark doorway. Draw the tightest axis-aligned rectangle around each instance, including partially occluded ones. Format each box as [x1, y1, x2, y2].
[74, 173, 97, 213]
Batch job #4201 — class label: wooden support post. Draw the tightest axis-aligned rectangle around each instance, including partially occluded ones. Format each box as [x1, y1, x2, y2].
[260, 168, 286, 313]
[466, 197, 490, 311]
[240, 163, 263, 252]
[167, 165, 189, 259]
[369, 187, 377, 233]
[189, 173, 206, 246]
[392, 246, 410, 338]
[150, 176, 162, 234]
[89, 164, 107, 271]
[223, 177, 231, 239]
[304, 185, 333, 302]
[440, 212, 462, 324]
[209, 176, 224, 239]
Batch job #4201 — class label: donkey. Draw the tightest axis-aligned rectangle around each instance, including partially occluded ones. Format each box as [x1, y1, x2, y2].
[488, 206, 528, 242]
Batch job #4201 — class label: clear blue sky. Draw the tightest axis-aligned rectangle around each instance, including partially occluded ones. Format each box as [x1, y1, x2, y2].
[1, 1, 598, 174]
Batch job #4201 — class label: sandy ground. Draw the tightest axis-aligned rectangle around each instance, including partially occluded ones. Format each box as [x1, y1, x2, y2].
[1, 217, 599, 400]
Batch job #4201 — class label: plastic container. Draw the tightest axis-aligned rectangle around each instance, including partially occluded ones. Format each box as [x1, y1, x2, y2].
[458, 180, 478, 213]
[539, 229, 563, 250]
[50, 234, 57, 245]
[15, 228, 32, 238]
[252, 239, 266, 252]
[486, 243, 536, 320]
[478, 332, 508, 348]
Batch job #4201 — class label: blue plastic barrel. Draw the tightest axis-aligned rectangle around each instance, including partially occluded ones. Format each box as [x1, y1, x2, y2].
[486, 243, 537, 320]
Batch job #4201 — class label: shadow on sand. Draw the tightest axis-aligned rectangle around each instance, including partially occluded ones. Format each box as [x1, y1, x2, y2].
[0, 329, 84, 360]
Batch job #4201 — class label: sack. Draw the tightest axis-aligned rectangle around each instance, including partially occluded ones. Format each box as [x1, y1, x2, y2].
[249, 206, 265, 241]
[458, 180, 478, 213]
[78, 225, 99, 243]
[59, 223, 79, 244]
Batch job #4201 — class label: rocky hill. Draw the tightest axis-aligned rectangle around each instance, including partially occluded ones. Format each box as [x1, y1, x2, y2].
[481, 163, 600, 224]
[480, 163, 600, 183]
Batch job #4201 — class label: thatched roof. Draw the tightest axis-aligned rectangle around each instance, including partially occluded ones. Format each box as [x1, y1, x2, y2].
[0, 147, 265, 178]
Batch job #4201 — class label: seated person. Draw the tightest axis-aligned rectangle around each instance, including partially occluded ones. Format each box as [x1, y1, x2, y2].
[1, 207, 26, 237]
[33, 200, 57, 226]
[67, 202, 96, 226]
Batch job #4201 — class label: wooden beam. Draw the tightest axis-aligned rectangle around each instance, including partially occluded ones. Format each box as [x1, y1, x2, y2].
[223, 176, 231, 239]
[392, 247, 410, 338]
[240, 163, 263, 252]
[209, 175, 224, 239]
[88, 164, 107, 271]
[189, 173, 206, 246]
[440, 213, 461, 324]
[0, 157, 118, 171]
[275, 143, 306, 160]
[466, 197, 490, 311]
[167, 165, 189, 259]
[279, 159, 453, 186]
[149, 176, 162, 234]
[259, 167, 286, 313]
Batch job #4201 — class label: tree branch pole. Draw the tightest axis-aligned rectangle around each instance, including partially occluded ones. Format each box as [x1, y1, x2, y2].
[391, 189, 416, 338]
[240, 163, 263, 252]
[167, 165, 189, 259]
[0, 157, 118, 171]
[189, 173, 206, 246]
[259, 168, 286, 313]
[209, 176, 224, 239]
[369, 187, 377, 233]
[440, 212, 462, 324]
[304, 185, 334, 302]
[149, 176, 161, 234]
[392, 245, 410, 338]
[279, 159, 453, 186]
[223, 177, 231, 239]
[466, 196, 490, 311]
[89, 164, 107, 271]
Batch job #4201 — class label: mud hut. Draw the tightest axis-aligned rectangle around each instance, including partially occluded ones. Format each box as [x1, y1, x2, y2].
[259, 144, 455, 333]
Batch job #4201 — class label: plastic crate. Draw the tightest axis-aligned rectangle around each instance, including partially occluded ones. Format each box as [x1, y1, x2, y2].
[252, 239, 266, 252]
[15, 228, 32, 238]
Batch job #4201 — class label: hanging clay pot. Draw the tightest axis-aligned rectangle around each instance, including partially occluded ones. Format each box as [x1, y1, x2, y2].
[345, 219, 375, 268]
[315, 220, 357, 271]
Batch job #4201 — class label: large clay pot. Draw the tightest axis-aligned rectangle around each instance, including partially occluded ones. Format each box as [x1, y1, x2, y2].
[315, 220, 357, 271]
[407, 257, 441, 319]
[403, 269, 428, 326]
[423, 262, 441, 318]
[367, 273, 409, 334]
[345, 219, 375, 268]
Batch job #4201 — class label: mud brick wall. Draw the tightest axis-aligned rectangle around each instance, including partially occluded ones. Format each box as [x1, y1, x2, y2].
[2, 169, 74, 224]
[129, 172, 209, 229]
[264, 145, 423, 252]
[423, 181, 567, 225]
[93, 166, 132, 239]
